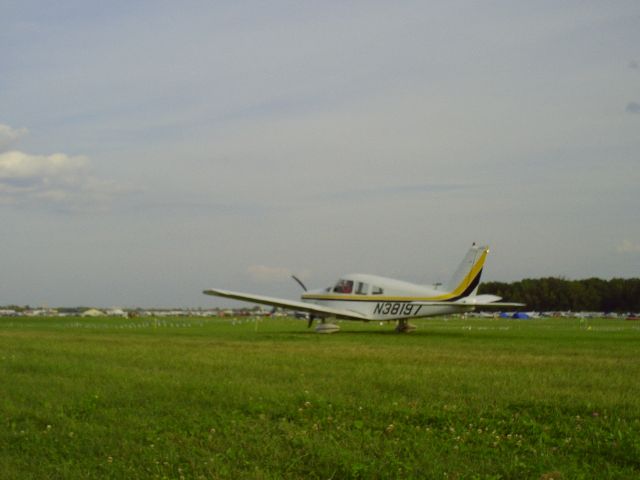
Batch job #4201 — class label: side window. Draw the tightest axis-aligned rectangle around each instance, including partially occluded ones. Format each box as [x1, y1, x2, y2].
[333, 279, 354, 294]
[355, 282, 369, 295]
[371, 285, 384, 295]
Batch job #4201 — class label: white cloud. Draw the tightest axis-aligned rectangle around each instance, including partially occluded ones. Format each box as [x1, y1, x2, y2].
[0, 150, 87, 181]
[0, 149, 125, 211]
[616, 240, 640, 254]
[0, 123, 134, 211]
[0, 124, 28, 149]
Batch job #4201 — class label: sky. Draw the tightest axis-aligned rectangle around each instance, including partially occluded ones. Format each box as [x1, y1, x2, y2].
[1, 1, 639, 308]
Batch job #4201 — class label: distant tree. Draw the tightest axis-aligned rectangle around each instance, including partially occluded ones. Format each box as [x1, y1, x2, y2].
[479, 277, 640, 312]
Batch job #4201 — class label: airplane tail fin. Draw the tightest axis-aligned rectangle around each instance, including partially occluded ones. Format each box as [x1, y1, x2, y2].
[444, 243, 489, 298]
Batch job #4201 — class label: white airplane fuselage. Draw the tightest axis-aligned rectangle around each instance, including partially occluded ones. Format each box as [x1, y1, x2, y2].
[301, 273, 474, 321]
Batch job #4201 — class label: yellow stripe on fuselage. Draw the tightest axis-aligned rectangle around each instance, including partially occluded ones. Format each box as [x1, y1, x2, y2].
[301, 249, 488, 303]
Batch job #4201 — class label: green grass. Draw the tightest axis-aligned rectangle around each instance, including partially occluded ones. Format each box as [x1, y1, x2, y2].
[1, 316, 639, 479]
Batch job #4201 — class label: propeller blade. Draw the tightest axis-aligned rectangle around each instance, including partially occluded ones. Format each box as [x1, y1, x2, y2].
[291, 275, 308, 292]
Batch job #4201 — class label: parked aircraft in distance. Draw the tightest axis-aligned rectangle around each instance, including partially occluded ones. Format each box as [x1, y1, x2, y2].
[203, 243, 524, 333]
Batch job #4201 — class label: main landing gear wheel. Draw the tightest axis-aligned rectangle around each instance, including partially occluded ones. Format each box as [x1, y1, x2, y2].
[395, 319, 416, 333]
[315, 319, 340, 333]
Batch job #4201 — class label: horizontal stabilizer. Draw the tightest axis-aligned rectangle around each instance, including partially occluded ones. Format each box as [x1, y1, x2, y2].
[455, 294, 525, 307]
[464, 294, 503, 304]
[411, 295, 525, 308]
[464, 302, 526, 307]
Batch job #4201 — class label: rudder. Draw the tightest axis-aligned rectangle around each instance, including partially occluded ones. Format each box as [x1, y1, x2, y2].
[444, 243, 489, 298]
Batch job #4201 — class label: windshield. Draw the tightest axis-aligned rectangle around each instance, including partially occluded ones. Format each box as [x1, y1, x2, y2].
[333, 279, 353, 294]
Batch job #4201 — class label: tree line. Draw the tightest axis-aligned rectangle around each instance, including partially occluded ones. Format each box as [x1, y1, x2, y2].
[479, 277, 640, 313]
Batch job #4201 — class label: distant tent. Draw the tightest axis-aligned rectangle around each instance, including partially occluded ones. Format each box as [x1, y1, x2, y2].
[499, 312, 511, 318]
[512, 312, 530, 319]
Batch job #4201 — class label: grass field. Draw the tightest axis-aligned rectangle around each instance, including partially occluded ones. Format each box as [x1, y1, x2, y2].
[1, 315, 639, 479]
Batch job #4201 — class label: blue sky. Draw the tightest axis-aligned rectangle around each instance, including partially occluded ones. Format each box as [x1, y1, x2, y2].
[1, 1, 639, 307]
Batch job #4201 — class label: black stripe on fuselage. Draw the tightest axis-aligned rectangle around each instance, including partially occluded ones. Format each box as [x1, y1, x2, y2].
[446, 267, 483, 302]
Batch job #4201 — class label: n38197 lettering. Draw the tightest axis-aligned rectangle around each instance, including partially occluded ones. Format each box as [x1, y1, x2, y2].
[373, 302, 422, 316]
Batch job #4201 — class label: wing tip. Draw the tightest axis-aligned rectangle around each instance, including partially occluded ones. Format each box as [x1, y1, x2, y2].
[203, 288, 225, 296]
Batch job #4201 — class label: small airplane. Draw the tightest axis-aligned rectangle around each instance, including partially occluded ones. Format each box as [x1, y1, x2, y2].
[203, 243, 524, 333]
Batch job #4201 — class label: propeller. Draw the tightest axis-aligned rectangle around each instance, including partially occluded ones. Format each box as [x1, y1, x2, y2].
[291, 275, 308, 292]
[291, 275, 313, 327]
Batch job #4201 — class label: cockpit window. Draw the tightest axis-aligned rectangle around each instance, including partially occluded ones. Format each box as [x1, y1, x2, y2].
[355, 282, 369, 295]
[333, 279, 353, 294]
[371, 285, 384, 295]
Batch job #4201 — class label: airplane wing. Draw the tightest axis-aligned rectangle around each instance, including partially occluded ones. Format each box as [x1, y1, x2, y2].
[203, 288, 368, 321]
